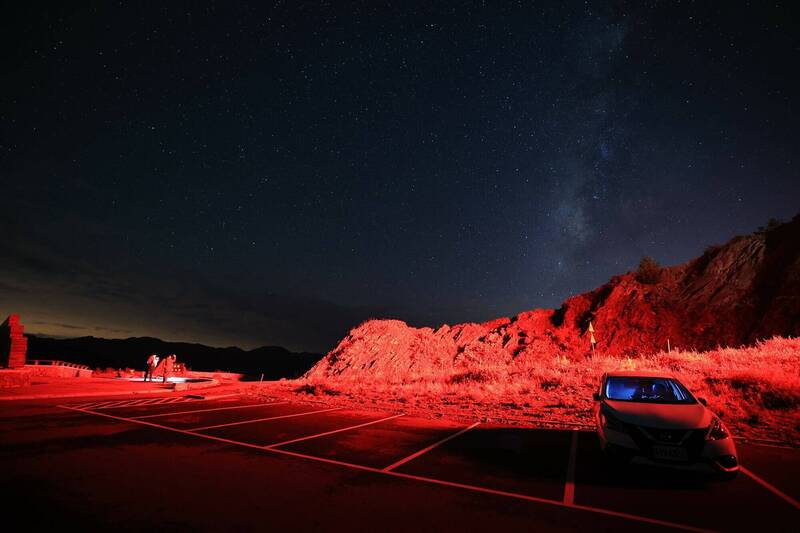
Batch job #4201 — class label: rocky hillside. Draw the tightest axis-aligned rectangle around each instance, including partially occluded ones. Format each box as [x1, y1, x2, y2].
[307, 215, 800, 381]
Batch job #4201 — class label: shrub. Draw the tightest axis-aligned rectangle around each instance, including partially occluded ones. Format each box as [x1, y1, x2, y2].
[295, 382, 340, 396]
[761, 388, 799, 410]
[539, 377, 562, 390]
[756, 218, 783, 234]
[448, 369, 498, 384]
[636, 256, 662, 284]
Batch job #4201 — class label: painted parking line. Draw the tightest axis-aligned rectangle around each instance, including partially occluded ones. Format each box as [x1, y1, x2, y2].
[572, 431, 798, 531]
[394, 425, 573, 503]
[72, 400, 123, 409]
[273, 446, 711, 532]
[737, 442, 800, 504]
[130, 402, 287, 419]
[67, 397, 193, 410]
[277, 414, 471, 469]
[124, 398, 170, 407]
[146, 398, 184, 405]
[190, 407, 343, 431]
[99, 397, 256, 418]
[87, 400, 132, 409]
[116, 399, 151, 407]
[68, 402, 104, 409]
[265, 414, 405, 448]
[98, 399, 173, 409]
[741, 466, 800, 510]
[382, 422, 480, 472]
[563, 429, 579, 505]
[58, 404, 710, 532]
[134, 401, 316, 431]
[100, 397, 165, 409]
[191, 407, 387, 444]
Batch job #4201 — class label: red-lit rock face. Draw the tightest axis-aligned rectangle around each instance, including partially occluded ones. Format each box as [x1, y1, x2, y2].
[308, 216, 800, 381]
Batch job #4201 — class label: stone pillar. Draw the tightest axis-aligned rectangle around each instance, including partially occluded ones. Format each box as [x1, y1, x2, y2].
[1, 314, 27, 368]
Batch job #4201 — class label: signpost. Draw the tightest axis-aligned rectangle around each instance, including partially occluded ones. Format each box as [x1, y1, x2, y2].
[588, 321, 596, 357]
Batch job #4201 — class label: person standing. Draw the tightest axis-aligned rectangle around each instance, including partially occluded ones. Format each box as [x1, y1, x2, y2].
[144, 353, 159, 382]
[162, 354, 175, 383]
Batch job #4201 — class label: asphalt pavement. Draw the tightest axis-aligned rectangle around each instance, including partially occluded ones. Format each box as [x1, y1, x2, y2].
[0, 393, 797, 532]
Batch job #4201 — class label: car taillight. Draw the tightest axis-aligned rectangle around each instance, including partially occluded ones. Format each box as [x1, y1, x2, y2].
[706, 417, 730, 440]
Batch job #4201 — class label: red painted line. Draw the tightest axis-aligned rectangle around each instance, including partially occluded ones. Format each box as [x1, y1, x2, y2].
[270, 447, 390, 472]
[566, 502, 713, 533]
[94, 399, 145, 409]
[563, 429, 579, 505]
[265, 414, 405, 448]
[72, 401, 105, 409]
[382, 422, 480, 472]
[272, 447, 710, 532]
[189, 407, 343, 431]
[83, 400, 122, 409]
[57, 405, 713, 532]
[127, 398, 173, 406]
[151, 398, 181, 405]
[114, 399, 151, 407]
[130, 401, 287, 419]
[741, 466, 800, 510]
[59, 405, 274, 451]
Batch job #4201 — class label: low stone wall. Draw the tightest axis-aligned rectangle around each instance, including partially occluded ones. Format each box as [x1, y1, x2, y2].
[173, 378, 220, 391]
[24, 364, 93, 379]
[0, 370, 31, 388]
[184, 370, 243, 382]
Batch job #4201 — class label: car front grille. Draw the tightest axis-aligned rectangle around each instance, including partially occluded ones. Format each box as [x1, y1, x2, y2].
[622, 423, 708, 462]
[638, 426, 691, 444]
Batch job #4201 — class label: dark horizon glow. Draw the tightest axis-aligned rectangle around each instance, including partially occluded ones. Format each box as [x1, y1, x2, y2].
[1, 3, 798, 351]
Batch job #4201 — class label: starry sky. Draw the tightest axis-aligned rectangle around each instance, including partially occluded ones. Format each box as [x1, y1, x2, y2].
[1, 2, 798, 352]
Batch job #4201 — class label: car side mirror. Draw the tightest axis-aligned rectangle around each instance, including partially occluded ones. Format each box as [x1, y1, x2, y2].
[593, 392, 601, 401]
[698, 397, 707, 406]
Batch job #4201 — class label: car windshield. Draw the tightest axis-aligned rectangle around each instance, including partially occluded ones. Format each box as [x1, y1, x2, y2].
[604, 376, 696, 404]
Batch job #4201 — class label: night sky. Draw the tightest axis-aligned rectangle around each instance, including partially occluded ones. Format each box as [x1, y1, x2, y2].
[1, 3, 798, 352]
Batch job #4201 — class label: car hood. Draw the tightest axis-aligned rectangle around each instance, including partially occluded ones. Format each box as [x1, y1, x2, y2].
[605, 400, 712, 429]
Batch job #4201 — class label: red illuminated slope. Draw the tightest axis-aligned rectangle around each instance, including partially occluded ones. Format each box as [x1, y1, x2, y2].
[308, 215, 800, 380]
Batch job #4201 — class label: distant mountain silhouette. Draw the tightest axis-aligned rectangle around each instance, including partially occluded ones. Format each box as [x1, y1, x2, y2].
[308, 214, 800, 381]
[26, 335, 323, 378]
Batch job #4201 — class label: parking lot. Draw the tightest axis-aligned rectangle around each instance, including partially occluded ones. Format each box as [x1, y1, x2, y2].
[31, 394, 792, 531]
[58, 397, 798, 529]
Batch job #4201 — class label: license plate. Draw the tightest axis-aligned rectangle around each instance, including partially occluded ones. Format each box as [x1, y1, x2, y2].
[652, 445, 688, 462]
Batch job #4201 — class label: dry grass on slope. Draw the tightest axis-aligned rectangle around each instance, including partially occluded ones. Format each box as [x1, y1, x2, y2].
[258, 337, 800, 445]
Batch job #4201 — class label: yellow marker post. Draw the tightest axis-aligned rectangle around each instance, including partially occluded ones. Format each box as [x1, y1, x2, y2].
[589, 321, 596, 357]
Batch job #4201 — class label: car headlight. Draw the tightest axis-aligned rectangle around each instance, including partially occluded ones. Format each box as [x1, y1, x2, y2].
[600, 407, 626, 431]
[706, 417, 730, 441]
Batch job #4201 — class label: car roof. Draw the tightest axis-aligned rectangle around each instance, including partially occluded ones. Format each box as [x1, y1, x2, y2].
[605, 370, 677, 379]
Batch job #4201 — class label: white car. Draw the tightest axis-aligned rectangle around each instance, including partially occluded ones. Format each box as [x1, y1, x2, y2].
[593, 371, 739, 477]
